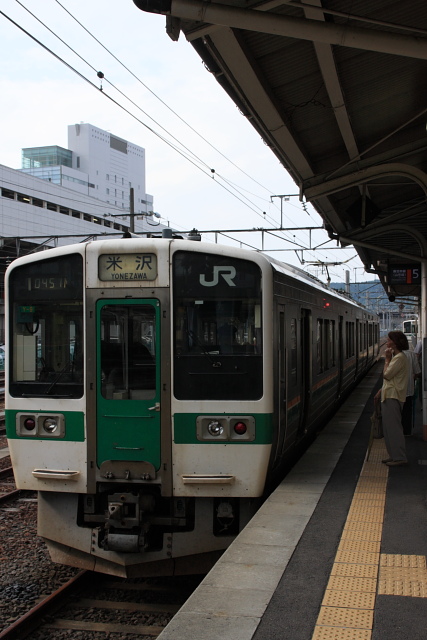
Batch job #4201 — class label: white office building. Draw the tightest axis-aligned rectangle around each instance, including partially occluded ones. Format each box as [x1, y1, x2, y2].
[20, 122, 154, 216]
[0, 122, 163, 245]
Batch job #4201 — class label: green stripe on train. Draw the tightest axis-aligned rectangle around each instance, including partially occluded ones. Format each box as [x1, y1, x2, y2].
[5, 410, 85, 442]
[173, 413, 273, 444]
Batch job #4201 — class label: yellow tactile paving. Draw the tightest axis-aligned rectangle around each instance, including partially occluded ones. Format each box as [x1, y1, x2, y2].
[378, 554, 427, 597]
[355, 477, 387, 485]
[352, 501, 386, 509]
[378, 577, 427, 597]
[337, 539, 381, 554]
[353, 496, 386, 503]
[312, 434, 427, 639]
[317, 606, 374, 629]
[340, 529, 381, 543]
[312, 627, 372, 640]
[354, 483, 386, 494]
[380, 567, 427, 579]
[331, 564, 378, 579]
[343, 521, 382, 536]
[380, 554, 426, 568]
[326, 575, 377, 593]
[346, 506, 384, 522]
[322, 589, 376, 610]
[334, 550, 380, 565]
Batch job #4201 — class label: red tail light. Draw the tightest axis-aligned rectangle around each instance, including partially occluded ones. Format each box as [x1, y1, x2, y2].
[234, 421, 247, 435]
[23, 417, 36, 431]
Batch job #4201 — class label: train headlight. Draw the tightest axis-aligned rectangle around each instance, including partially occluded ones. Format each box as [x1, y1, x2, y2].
[207, 420, 224, 437]
[16, 413, 65, 437]
[43, 417, 59, 434]
[197, 415, 255, 441]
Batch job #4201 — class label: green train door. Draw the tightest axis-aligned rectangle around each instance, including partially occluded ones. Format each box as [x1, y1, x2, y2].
[96, 300, 161, 470]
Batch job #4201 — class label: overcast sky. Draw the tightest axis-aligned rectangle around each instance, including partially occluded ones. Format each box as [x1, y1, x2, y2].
[0, 0, 376, 284]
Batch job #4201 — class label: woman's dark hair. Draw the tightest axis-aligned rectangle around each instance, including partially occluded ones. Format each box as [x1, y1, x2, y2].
[388, 330, 409, 352]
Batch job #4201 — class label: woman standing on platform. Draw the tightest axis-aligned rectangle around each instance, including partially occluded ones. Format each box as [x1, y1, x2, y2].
[375, 331, 409, 466]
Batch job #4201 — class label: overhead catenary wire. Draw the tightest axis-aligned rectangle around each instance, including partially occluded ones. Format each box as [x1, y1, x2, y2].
[1, 3, 360, 273]
[12, 0, 320, 239]
[53, 0, 281, 198]
[1, 8, 261, 216]
[14, 0, 218, 175]
[17, 0, 279, 212]
[50, 0, 325, 249]
[14, 0, 311, 249]
[1, 8, 306, 231]
[50, 0, 323, 246]
[5, 4, 294, 227]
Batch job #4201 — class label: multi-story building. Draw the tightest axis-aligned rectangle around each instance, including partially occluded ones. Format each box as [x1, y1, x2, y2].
[0, 123, 163, 341]
[20, 122, 154, 216]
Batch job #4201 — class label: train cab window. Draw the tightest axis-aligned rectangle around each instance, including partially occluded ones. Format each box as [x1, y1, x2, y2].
[100, 304, 156, 400]
[173, 251, 262, 400]
[8, 254, 84, 398]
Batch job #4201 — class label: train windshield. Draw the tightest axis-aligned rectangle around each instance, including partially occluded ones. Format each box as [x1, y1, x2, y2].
[8, 254, 84, 398]
[173, 251, 262, 400]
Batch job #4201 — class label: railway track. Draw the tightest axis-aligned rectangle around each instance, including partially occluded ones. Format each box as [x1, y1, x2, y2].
[0, 570, 203, 639]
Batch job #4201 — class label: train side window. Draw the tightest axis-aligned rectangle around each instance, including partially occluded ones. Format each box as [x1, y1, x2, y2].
[324, 319, 330, 370]
[290, 318, 297, 375]
[317, 319, 323, 373]
[330, 320, 336, 366]
[317, 318, 332, 372]
[345, 321, 349, 358]
[346, 321, 355, 358]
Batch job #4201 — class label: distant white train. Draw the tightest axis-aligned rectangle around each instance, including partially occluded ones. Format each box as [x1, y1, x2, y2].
[402, 318, 418, 349]
[5, 236, 379, 577]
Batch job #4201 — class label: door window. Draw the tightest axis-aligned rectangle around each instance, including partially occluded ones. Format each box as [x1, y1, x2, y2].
[100, 304, 156, 400]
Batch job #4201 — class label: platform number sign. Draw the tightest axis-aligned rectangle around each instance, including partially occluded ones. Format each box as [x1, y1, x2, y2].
[388, 264, 421, 285]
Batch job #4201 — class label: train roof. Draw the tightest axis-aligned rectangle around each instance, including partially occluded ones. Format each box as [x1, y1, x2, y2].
[261, 252, 368, 311]
[5, 235, 373, 314]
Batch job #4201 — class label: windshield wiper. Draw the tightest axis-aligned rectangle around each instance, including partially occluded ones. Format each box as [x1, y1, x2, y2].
[186, 330, 221, 368]
[44, 360, 72, 395]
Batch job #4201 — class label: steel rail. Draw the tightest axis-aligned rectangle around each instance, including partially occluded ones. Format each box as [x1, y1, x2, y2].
[0, 571, 89, 640]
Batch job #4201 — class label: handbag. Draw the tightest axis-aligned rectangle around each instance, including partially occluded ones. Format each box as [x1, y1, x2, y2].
[370, 402, 383, 439]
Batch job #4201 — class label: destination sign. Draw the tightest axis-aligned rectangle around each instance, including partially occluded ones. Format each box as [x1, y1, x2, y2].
[98, 253, 157, 282]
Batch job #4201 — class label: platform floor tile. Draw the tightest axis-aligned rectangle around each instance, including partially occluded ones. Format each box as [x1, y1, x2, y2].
[311, 439, 388, 640]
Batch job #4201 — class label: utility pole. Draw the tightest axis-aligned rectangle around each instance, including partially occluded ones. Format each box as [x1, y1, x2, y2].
[130, 187, 135, 233]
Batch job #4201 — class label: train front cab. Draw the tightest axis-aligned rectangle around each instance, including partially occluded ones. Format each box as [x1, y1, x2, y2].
[86, 242, 274, 575]
[6, 240, 275, 577]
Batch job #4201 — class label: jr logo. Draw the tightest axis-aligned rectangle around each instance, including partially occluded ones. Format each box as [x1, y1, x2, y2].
[199, 266, 237, 287]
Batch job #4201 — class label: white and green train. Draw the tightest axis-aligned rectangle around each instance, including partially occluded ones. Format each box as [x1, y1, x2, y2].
[5, 236, 379, 577]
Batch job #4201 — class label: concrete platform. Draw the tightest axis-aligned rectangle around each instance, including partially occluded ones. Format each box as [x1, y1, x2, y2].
[158, 361, 427, 640]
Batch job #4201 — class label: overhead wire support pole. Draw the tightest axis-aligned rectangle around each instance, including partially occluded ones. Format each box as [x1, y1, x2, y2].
[130, 187, 135, 234]
[270, 194, 299, 228]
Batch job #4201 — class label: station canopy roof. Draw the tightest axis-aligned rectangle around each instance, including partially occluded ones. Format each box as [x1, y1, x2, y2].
[134, 0, 427, 299]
